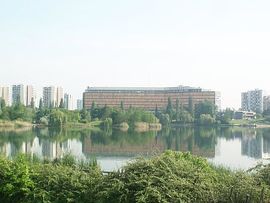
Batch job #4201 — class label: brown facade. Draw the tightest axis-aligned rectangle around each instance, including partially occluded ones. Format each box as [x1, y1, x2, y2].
[83, 87, 218, 110]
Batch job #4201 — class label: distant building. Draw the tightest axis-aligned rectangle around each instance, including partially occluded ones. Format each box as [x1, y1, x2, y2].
[43, 86, 64, 108]
[263, 96, 270, 112]
[241, 89, 263, 113]
[64, 93, 73, 110]
[12, 84, 25, 105]
[234, 111, 256, 120]
[43, 86, 55, 108]
[56, 87, 63, 107]
[83, 86, 220, 111]
[77, 99, 83, 110]
[25, 85, 34, 106]
[0, 86, 10, 106]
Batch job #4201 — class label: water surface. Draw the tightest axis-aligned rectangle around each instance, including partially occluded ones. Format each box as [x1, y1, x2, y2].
[0, 127, 270, 171]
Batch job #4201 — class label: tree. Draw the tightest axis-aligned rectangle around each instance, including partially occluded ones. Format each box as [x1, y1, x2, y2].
[155, 105, 159, 117]
[59, 98, 64, 109]
[188, 97, 194, 116]
[30, 97, 35, 109]
[176, 98, 180, 122]
[111, 110, 127, 124]
[157, 113, 170, 126]
[179, 110, 194, 123]
[0, 98, 6, 109]
[199, 114, 216, 125]
[80, 108, 91, 122]
[120, 101, 124, 111]
[166, 97, 174, 121]
[48, 109, 66, 127]
[195, 101, 216, 120]
[49, 102, 54, 109]
[91, 101, 96, 111]
[39, 98, 43, 110]
[0, 99, 2, 116]
[216, 108, 234, 124]
[101, 106, 112, 119]
[10, 103, 25, 120]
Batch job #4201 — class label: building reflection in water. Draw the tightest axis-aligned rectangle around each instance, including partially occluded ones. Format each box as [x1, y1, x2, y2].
[1, 127, 270, 170]
[241, 129, 270, 159]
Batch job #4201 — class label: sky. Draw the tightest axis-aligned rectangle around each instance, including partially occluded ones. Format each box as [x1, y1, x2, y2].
[1, 0, 270, 109]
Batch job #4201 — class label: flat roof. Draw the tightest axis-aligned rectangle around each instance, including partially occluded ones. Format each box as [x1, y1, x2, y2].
[85, 85, 204, 92]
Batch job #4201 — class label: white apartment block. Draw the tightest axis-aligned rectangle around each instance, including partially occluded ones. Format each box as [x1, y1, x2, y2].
[241, 89, 263, 113]
[43, 86, 55, 108]
[77, 99, 83, 110]
[12, 84, 25, 105]
[25, 85, 35, 106]
[56, 87, 63, 107]
[43, 86, 64, 108]
[64, 93, 74, 110]
[0, 86, 10, 106]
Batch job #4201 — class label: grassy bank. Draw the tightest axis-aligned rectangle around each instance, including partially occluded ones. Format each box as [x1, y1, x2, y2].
[0, 120, 33, 132]
[230, 118, 270, 127]
[0, 151, 270, 203]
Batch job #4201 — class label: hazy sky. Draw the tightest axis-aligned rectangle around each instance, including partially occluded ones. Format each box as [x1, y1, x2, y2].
[1, 0, 270, 109]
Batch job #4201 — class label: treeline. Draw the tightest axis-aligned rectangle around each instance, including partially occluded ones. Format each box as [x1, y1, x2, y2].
[155, 98, 219, 125]
[0, 99, 159, 128]
[0, 97, 237, 127]
[0, 151, 270, 203]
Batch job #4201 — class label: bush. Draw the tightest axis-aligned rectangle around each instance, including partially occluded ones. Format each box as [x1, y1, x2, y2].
[0, 152, 270, 203]
[97, 151, 223, 202]
[199, 114, 216, 125]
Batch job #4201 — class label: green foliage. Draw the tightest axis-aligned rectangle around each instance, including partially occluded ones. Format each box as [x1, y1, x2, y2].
[0, 155, 34, 202]
[30, 97, 35, 109]
[59, 98, 64, 109]
[9, 103, 34, 122]
[166, 97, 173, 120]
[0, 152, 270, 202]
[188, 97, 194, 116]
[38, 98, 43, 110]
[97, 151, 270, 203]
[98, 151, 221, 202]
[195, 100, 216, 120]
[80, 108, 91, 123]
[48, 109, 67, 127]
[216, 108, 234, 124]
[120, 101, 124, 111]
[0, 98, 6, 109]
[101, 118, 113, 131]
[156, 113, 170, 126]
[199, 114, 216, 125]
[178, 110, 194, 123]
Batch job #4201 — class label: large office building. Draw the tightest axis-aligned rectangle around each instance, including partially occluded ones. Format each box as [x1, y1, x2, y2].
[0, 86, 10, 106]
[12, 84, 25, 105]
[241, 89, 263, 113]
[43, 86, 64, 108]
[83, 86, 221, 110]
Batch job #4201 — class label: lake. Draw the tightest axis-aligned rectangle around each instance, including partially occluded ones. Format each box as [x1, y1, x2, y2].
[0, 126, 270, 171]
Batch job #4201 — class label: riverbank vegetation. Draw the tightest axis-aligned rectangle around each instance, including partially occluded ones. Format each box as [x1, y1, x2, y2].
[0, 99, 159, 129]
[155, 98, 220, 126]
[156, 97, 270, 127]
[2, 97, 270, 130]
[0, 151, 270, 203]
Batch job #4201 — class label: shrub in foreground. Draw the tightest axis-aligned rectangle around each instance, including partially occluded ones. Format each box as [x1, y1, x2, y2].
[0, 152, 270, 202]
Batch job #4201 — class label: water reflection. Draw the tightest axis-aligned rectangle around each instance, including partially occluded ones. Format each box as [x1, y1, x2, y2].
[0, 127, 270, 170]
